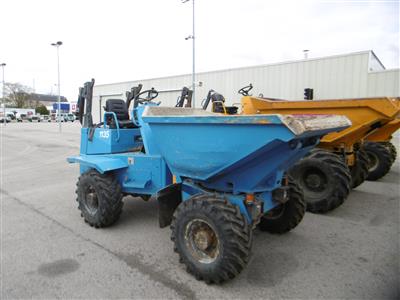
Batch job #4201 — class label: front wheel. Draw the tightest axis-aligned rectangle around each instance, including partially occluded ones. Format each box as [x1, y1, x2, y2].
[288, 149, 351, 213]
[76, 170, 123, 228]
[171, 195, 252, 284]
[258, 175, 306, 233]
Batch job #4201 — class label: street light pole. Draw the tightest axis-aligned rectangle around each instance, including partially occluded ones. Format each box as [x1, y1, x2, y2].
[51, 41, 62, 132]
[1, 63, 6, 127]
[192, 0, 195, 108]
[183, 0, 195, 107]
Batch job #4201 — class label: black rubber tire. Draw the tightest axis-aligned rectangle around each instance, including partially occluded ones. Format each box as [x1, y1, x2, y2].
[171, 194, 252, 284]
[288, 149, 351, 214]
[76, 170, 123, 228]
[350, 149, 370, 188]
[379, 141, 397, 164]
[258, 175, 306, 233]
[364, 142, 392, 181]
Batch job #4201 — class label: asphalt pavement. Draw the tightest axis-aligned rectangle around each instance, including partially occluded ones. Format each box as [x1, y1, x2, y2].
[1, 122, 399, 299]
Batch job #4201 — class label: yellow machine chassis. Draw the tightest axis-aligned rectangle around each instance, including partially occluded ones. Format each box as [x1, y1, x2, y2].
[239, 97, 400, 166]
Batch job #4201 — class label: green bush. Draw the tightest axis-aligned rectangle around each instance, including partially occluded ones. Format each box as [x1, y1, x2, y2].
[36, 105, 49, 115]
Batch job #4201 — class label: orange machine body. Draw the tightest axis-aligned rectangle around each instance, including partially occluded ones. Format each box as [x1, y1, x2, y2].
[241, 96, 400, 165]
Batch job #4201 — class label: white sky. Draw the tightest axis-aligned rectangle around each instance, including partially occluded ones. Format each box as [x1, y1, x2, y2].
[0, 0, 399, 102]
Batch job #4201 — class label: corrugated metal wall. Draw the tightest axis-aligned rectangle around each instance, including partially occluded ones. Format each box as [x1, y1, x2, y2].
[92, 51, 400, 122]
[367, 69, 400, 97]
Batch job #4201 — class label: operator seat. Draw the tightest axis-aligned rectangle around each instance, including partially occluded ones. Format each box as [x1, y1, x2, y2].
[211, 93, 238, 115]
[213, 104, 238, 115]
[105, 99, 136, 128]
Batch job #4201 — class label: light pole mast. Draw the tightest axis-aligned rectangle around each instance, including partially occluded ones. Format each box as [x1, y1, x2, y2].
[183, 0, 195, 107]
[1, 63, 6, 127]
[192, 0, 195, 108]
[51, 41, 62, 133]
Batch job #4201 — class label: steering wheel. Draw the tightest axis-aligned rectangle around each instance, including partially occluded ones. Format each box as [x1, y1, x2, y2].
[238, 84, 253, 96]
[135, 88, 159, 104]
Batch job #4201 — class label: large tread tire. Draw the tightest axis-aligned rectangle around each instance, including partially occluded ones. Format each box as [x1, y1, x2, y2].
[171, 194, 252, 284]
[76, 170, 123, 228]
[364, 142, 392, 181]
[258, 175, 306, 233]
[379, 141, 397, 164]
[288, 149, 351, 213]
[350, 149, 370, 188]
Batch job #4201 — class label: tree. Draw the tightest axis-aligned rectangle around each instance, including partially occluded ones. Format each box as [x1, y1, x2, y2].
[4, 82, 33, 108]
[36, 105, 49, 115]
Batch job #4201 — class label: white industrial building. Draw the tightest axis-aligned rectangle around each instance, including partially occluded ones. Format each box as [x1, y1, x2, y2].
[92, 50, 399, 123]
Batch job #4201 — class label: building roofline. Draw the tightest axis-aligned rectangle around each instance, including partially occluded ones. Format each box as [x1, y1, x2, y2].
[95, 50, 374, 88]
[369, 50, 386, 69]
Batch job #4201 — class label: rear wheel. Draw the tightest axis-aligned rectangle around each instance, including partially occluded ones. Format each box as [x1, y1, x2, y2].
[171, 195, 252, 284]
[258, 175, 306, 232]
[350, 149, 370, 188]
[288, 149, 351, 213]
[76, 170, 123, 227]
[364, 142, 392, 181]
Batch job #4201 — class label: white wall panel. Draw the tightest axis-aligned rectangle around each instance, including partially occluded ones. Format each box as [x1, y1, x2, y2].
[92, 51, 400, 123]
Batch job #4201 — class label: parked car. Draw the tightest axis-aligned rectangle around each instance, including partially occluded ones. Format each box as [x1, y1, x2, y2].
[49, 113, 62, 122]
[6, 113, 16, 121]
[55, 114, 65, 122]
[28, 115, 41, 122]
[40, 115, 51, 122]
[0, 116, 11, 123]
[65, 113, 75, 122]
[17, 114, 27, 122]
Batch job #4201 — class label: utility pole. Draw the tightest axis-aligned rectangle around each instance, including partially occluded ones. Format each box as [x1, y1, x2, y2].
[1, 63, 6, 126]
[51, 41, 63, 132]
[183, 0, 195, 107]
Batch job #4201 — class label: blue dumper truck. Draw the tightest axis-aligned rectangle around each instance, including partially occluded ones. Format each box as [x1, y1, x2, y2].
[68, 79, 351, 283]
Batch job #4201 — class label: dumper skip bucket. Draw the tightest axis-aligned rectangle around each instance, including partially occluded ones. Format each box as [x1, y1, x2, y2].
[142, 107, 351, 193]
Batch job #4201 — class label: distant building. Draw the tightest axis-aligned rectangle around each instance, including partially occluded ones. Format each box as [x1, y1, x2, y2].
[91, 50, 399, 123]
[27, 93, 68, 108]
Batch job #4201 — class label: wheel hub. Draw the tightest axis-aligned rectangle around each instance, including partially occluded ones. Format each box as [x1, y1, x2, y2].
[193, 230, 212, 251]
[302, 169, 328, 193]
[85, 187, 99, 214]
[185, 219, 219, 264]
[366, 152, 379, 172]
[305, 174, 321, 189]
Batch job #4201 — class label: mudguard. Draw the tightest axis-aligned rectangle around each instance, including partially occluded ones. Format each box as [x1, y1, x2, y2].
[67, 155, 128, 174]
[157, 183, 182, 228]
